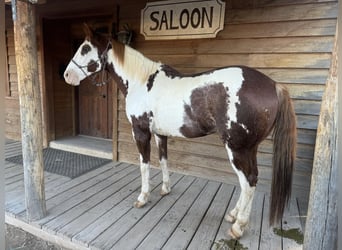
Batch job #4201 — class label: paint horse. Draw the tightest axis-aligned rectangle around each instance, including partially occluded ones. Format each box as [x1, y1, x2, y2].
[64, 24, 297, 239]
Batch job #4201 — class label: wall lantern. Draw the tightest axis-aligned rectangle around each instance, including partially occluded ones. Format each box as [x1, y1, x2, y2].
[117, 24, 133, 45]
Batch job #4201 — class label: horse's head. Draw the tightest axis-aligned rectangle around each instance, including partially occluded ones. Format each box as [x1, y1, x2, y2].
[64, 24, 110, 86]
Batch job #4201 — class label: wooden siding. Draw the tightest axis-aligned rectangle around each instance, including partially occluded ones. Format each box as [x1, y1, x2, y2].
[5, 5, 21, 141]
[116, 0, 338, 197]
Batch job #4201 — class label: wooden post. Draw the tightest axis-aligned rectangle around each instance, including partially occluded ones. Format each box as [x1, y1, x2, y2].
[303, 26, 338, 249]
[112, 84, 118, 161]
[12, 0, 46, 220]
[1, 1, 7, 249]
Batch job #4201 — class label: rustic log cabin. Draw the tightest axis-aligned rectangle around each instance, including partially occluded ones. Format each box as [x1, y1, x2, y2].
[4, 0, 338, 248]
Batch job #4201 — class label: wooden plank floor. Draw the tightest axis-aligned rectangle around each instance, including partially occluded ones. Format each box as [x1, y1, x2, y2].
[5, 140, 305, 250]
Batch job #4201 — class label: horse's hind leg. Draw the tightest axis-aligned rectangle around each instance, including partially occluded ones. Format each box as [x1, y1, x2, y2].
[225, 144, 257, 239]
[154, 134, 171, 196]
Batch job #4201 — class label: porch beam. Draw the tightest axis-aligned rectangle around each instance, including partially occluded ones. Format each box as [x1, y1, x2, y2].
[12, 0, 46, 220]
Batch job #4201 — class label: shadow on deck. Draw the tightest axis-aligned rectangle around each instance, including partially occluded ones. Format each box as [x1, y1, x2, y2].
[5, 139, 306, 250]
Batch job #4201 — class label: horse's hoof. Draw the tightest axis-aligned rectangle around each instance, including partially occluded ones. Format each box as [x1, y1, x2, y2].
[160, 183, 171, 196]
[228, 221, 246, 239]
[133, 201, 146, 208]
[134, 192, 149, 208]
[228, 228, 241, 239]
[160, 189, 170, 196]
[225, 213, 236, 223]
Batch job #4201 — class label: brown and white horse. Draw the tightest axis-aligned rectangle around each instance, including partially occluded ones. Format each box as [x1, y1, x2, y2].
[64, 24, 297, 239]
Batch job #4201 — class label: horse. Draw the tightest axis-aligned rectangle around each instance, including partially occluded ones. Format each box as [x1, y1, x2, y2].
[64, 24, 297, 239]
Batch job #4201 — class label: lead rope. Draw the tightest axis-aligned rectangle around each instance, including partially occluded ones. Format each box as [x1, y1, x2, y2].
[95, 41, 112, 86]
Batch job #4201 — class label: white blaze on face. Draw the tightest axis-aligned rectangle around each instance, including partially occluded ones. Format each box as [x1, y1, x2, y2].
[64, 40, 100, 86]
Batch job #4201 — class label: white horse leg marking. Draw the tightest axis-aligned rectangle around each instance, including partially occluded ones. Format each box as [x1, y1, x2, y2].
[134, 154, 150, 208]
[225, 145, 242, 222]
[225, 144, 256, 239]
[230, 180, 255, 239]
[160, 157, 171, 195]
[225, 191, 242, 223]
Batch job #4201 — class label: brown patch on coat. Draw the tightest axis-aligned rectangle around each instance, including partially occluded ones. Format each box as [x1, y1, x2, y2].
[226, 66, 279, 187]
[161, 64, 224, 79]
[107, 63, 128, 97]
[81, 44, 91, 56]
[231, 146, 259, 187]
[147, 70, 159, 91]
[131, 112, 153, 163]
[155, 134, 168, 161]
[180, 83, 228, 138]
[237, 66, 278, 145]
[161, 65, 181, 78]
[87, 60, 99, 73]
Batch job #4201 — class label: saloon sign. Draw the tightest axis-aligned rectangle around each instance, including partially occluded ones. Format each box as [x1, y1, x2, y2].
[141, 0, 226, 40]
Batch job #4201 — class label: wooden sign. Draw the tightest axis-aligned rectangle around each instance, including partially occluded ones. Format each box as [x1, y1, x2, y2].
[140, 0, 226, 40]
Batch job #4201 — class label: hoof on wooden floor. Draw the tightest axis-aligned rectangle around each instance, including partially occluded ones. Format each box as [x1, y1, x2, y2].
[228, 221, 246, 239]
[160, 182, 171, 196]
[133, 201, 146, 208]
[228, 228, 242, 239]
[160, 190, 170, 196]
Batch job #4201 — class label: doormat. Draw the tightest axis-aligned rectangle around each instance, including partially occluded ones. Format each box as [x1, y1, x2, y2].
[6, 148, 112, 179]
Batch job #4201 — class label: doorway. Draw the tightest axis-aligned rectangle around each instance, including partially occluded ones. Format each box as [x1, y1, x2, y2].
[43, 18, 115, 141]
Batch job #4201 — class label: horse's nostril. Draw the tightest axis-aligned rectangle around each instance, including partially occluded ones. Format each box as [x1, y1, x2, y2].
[65, 72, 69, 78]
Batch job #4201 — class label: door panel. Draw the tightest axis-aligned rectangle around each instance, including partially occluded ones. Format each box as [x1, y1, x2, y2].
[78, 74, 112, 138]
[43, 19, 74, 139]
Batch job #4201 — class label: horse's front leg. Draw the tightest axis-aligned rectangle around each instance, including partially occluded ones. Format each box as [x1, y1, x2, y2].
[132, 126, 152, 208]
[135, 157, 150, 208]
[154, 134, 171, 196]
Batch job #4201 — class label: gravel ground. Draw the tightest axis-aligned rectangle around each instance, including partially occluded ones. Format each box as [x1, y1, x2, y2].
[5, 224, 69, 250]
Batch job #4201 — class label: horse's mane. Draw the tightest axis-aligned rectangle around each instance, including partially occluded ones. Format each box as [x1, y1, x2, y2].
[111, 40, 161, 85]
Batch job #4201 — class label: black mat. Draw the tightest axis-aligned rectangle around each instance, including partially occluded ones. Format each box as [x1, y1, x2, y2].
[6, 148, 112, 179]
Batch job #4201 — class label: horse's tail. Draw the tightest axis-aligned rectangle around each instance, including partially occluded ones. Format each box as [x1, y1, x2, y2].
[270, 84, 297, 225]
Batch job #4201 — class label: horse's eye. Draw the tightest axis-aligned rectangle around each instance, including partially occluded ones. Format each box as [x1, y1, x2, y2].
[81, 44, 91, 55]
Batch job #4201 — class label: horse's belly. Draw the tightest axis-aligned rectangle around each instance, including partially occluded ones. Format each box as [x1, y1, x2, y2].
[151, 108, 185, 137]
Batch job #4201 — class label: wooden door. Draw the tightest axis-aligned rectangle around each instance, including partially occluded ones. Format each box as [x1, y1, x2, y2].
[43, 19, 75, 140]
[78, 75, 113, 138]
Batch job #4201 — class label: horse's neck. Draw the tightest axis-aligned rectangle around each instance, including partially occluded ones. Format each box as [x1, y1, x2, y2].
[107, 45, 160, 96]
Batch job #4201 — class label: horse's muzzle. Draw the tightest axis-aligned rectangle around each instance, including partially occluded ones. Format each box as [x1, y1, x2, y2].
[64, 69, 80, 86]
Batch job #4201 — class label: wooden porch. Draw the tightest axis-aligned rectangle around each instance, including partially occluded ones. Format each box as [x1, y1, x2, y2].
[5, 140, 305, 250]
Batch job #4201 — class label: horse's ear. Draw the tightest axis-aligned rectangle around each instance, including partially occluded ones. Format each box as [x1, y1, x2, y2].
[83, 23, 93, 38]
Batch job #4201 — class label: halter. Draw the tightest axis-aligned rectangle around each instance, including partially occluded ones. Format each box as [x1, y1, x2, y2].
[71, 41, 112, 86]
